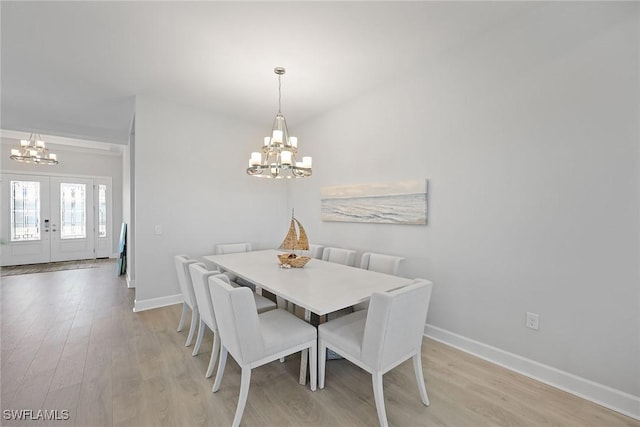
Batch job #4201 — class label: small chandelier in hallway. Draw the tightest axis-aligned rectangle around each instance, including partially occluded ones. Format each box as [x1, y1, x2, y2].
[246, 67, 312, 179]
[10, 133, 59, 165]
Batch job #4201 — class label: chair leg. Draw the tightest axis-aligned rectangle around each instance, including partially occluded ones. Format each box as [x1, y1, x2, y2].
[318, 340, 327, 389]
[185, 307, 198, 347]
[309, 340, 317, 391]
[298, 348, 308, 385]
[232, 366, 252, 427]
[372, 372, 389, 427]
[192, 320, 205, 356]
[206, 332, 221, 379]
[212, 346, 227, 393]
[177, 303, 188, 332]
[412, 353, 430, 406]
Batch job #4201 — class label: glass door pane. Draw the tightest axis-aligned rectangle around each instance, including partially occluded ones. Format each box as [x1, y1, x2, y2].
[50, 176, 94, 262]
[1, 174, 51, 266]
[60, 183, 86, 240]
[94, 178, 112, 259]
[10, 180, 41, 241]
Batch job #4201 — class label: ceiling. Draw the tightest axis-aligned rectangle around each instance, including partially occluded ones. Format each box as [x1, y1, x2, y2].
[1, 1, 536, 146]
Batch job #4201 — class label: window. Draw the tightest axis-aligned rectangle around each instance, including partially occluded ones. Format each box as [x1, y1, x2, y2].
[98, 184, 107, 238]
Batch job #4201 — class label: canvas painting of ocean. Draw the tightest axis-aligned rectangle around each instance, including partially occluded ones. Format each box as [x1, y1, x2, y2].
[321, 180, 428, 224]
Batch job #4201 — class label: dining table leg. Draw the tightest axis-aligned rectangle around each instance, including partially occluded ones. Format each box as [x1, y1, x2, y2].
[298, 309, 312, 385]
[298, 309, 322, 386]
[259, 285, 288, 311]
[276, 296, 287, 309]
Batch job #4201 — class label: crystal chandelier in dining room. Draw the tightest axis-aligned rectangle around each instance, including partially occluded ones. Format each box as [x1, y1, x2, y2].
[246, 67, 312, 179]
[9, 133, 59, 165]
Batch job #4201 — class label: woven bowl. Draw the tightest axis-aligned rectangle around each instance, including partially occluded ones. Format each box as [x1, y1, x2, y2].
[277, 253, 311, 268]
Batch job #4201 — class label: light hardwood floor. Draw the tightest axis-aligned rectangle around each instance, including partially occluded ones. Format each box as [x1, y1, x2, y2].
[1, 263, 638, 427]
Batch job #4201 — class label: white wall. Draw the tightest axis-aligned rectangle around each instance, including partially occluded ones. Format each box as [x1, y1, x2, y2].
[289, 2, 639, 402]
[1, 137, 123, 253]
[133, 95, 288, 304]
[122, 126, 135, 286]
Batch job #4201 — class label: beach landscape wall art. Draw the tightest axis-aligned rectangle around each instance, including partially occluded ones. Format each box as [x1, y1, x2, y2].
[321, 179, 428, 225]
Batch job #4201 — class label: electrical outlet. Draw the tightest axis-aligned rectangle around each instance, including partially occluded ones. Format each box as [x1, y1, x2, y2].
[526, 312, 539, 330]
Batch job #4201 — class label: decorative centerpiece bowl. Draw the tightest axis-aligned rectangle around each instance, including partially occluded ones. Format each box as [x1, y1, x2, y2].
[278, 253, 311, 268]
[278, 209, 311, 268]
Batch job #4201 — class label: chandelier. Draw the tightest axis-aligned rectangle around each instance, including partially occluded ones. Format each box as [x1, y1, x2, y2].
[10, 133, 59, 165]
[247, 67, 312, 179]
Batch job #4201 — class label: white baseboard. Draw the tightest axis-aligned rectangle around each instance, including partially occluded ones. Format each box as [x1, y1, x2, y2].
[133, 293, 183, 312]
[126, 273, 135, 289]
[424, 324, 640, 421]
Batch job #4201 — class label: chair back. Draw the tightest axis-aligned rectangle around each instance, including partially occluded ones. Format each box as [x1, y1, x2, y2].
[360, 253, 404, 276]
[174, 255, 198, 308]
[362, 279, 433, 371]
[215, 242, 252, 254]
[308, 244, 325, 259]
[322, 247, 356, 266]
[188, 263, 221, 331]
[209, 275, 265, 364]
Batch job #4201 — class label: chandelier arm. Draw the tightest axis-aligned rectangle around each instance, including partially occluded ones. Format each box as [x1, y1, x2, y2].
[10, 133, 59, 165]
[247, 67, 310, 179]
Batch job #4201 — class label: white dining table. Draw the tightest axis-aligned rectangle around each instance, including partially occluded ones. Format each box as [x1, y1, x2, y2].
[203, 249, 413, 384]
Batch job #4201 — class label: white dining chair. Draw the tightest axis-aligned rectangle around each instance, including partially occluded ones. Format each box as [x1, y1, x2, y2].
[307, 244, 325, 259]
[209, 275, 318, 427]
[188, 264, 224, 377]
[283, 244, 325, 315]
[174, 255, 199, 347]
[321, 247, 357, 322]
[318, 279, 434, 427]
[354, 252, 405, 311]
[215, 241, 289, 310]
[215, 242, 252, 254]
[214, 242, 253, 287]
[359, 252, 404, 276]
[322, 247, 356, 266]
[190, 264, 277, 378]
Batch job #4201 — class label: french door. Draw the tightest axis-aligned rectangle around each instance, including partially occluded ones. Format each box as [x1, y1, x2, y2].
[1, 173, 112, 266]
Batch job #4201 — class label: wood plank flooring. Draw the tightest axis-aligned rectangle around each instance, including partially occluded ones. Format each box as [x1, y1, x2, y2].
[0, 258, 113, 277]
[1, 263, 638, 427]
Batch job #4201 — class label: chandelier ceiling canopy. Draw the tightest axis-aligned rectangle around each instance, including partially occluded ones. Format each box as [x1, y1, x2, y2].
[247, 67, 312, 179]
[10, 133, 59, 165]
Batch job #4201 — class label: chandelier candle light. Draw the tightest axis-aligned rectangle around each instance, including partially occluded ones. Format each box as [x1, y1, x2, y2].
[10, 133, 59, 165]
[246, 67, 312, 179]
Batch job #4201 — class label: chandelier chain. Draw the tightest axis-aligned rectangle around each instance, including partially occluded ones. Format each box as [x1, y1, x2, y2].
[278, 74, 282, 114]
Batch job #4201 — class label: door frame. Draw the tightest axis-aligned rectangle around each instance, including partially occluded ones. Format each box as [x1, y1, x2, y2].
[1, 170, 113, 266]
[94, 177, 113, 259]
[0, 173, 51, 266]
[49, 176, 96, 262]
